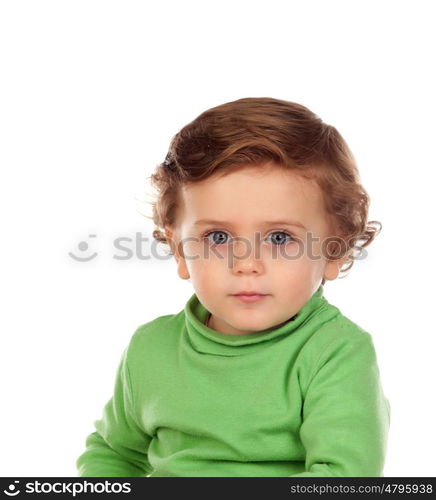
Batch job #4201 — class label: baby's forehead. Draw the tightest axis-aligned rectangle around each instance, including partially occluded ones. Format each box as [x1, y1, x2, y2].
[179, 167, 332, 234]
[182, 166, 322, 205]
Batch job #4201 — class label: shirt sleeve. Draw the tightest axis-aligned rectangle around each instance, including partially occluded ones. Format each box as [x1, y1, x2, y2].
[76, 347, 153, 477]
[290, 332, 390, 477]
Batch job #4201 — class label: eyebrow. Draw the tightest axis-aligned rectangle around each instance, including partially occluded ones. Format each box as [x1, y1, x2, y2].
[193, 219, 307, 230]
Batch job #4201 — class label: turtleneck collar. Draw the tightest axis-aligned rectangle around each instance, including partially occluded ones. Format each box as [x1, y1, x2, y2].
[183, 285, 329, 356]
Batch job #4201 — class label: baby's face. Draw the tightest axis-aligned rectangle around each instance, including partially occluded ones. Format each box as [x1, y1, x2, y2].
[166, 163, 344, 335]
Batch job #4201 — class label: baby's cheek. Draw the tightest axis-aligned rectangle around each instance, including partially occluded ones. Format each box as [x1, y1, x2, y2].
[269, 257, 314, 286]
[187, 256, 219, 287]
[264, 248, 303, 274]
[182, 239, 202, 262]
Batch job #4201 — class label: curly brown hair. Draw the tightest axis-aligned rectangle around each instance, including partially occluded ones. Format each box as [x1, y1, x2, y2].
[145, 97, 381, 285]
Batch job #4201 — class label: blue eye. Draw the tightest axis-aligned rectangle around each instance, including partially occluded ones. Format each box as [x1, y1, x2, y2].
[204, 230, 230, 245]
[267, 231, 293, 246]
[204, 230, 293, 246]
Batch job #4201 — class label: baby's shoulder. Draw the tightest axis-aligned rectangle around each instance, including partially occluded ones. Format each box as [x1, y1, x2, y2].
[307, 306, 374, 354]
[125, 310, 184, 358]
[134, 313, 178, 336]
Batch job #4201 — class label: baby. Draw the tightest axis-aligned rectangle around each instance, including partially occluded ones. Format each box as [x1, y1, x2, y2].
[76, 97, 390, 477]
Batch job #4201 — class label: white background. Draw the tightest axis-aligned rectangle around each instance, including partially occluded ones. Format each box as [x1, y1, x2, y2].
[1, 0, 435, 477]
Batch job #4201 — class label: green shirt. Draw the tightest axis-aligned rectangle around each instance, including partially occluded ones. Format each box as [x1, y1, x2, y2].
[76, 285, 390, 477]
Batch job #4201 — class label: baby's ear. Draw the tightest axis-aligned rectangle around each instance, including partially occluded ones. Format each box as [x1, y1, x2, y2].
[164, 226, 190, 280]
[164, 226, 177, 255]
[323, 252, 351, 281]
[164, 227, 175, 254]
[164, 226, 180, 257]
